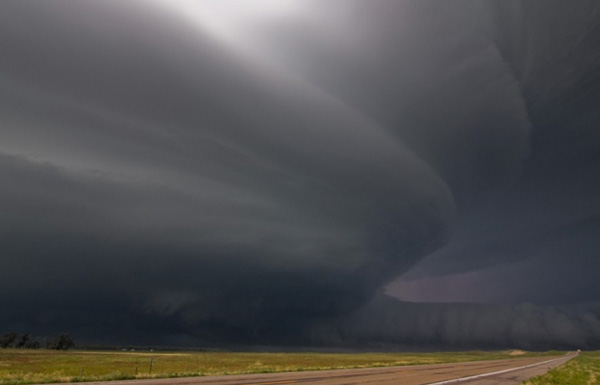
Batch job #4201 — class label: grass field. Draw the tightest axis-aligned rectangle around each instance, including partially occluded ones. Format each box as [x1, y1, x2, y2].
[0, 349, 561, 384]
[524, 350, 600, 385]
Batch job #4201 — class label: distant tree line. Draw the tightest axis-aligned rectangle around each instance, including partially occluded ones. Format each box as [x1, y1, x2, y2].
[0, 332, 74, 350]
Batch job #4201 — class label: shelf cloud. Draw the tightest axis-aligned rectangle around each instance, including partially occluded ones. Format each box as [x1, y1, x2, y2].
[1, 0, 600, 348]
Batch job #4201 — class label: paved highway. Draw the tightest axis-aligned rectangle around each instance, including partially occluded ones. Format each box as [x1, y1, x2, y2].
[67, 352, 575, 385]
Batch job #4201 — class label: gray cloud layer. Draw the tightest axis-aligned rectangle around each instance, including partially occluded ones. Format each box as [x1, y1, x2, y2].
[316, 295, 600, 350]
[1, 0, 600, 348]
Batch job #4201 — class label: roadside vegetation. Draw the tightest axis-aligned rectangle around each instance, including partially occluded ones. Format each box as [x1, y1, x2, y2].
[0, 349, 560, 384]
[524, 350, 600, 385]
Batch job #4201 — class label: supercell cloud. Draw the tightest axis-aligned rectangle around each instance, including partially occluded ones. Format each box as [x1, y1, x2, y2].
[1, 0, 600, 348]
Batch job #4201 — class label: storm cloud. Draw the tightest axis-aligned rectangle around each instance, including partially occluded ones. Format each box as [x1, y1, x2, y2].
[2, 0, 600, 348]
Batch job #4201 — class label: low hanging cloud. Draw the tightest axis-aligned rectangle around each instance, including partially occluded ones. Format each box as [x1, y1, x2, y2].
[313, 295, 600, 350]
[1, 0, 600, 348]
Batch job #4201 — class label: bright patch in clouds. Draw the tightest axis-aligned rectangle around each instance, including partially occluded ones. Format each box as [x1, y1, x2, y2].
[154, 0, 303, 48]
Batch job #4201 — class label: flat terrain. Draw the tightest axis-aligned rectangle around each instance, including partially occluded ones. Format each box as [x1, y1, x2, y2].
[0, 350, 561, 384]
[38, 353, 577, 385]
[525, 350, 600, 385]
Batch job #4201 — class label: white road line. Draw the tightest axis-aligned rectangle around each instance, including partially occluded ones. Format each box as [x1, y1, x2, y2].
[426, 355, 573, 385]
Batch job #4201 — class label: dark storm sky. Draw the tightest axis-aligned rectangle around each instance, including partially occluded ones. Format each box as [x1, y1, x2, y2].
[2, 0, 600, 349]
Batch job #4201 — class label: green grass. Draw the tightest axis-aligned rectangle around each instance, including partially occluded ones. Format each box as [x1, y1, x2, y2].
[525, 351, 600, 385]
[0, 349, 561, 384]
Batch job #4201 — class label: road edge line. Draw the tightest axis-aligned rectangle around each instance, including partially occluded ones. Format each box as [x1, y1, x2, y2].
[425, 354, 574, 385]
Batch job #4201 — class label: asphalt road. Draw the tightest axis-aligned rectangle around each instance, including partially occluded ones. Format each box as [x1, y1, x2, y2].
[68, 352, 576, 385]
